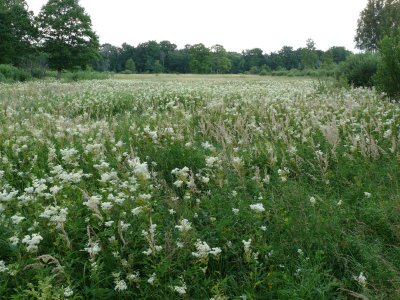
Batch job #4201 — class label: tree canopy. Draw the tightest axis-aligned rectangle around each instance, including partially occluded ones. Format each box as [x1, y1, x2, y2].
[37, 0, 99, 76]
[355, 0, 400, 51]
[0, 0, 37, 65]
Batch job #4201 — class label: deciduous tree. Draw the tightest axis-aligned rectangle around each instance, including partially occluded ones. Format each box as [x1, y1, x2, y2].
[355, 0, 400, 51]
[38, 0, 99, 78]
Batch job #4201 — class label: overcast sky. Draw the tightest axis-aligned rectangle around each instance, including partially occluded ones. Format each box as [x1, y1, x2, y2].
[26, 0, 368, 53]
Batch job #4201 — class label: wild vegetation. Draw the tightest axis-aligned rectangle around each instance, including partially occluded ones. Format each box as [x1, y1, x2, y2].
[0, 76, 399, 299]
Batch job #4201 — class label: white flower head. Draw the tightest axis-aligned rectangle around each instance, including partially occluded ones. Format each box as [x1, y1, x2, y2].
[114, 279, 127, 291]
[250, 203, 265, 213]
[353, 272, 367, 287]
[0, 260, 9, 273]
[64, 286, 74, 297]
[175, 219, 192, 233]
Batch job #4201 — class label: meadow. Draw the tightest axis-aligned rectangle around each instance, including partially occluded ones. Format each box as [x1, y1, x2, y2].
[0, 75, 399, 299]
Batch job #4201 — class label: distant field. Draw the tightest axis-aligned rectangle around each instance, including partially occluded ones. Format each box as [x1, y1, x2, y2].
[0, 77, 399, 299]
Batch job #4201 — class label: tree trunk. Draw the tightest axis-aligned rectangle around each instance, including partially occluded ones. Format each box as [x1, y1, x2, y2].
[57, 69, 62, 80]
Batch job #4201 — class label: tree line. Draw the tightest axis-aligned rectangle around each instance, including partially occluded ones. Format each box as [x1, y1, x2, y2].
[1, 0, 353, 76]
[93, 40, 352, 74]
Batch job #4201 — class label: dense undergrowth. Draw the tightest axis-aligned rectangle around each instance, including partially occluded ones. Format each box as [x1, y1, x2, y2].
[0, 77, 399, 299]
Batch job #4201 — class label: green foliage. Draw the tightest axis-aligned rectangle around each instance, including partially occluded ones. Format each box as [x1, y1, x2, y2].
[153, 60, 163, 73]
[337, 53, 379, 87]
[62, 70, 111, 82]
[211, 44, 231, 74]
[301, 39, 319, 69]
[355, 0, 400, 51]
[0, 64, 31, 82]
[0, 0, 37, 66]
[37, 0, 100, 77]
[0, 77, 400, 298]
[125, 58, 136, 73]
[375, 30, 400, 100]
[189, 43, 212, 74]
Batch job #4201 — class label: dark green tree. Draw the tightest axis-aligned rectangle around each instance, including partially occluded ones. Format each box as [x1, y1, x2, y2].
[301, 39, 318, 69]
[37, 0, 99, 78]
[321, 50, 334, 69]
[0, 0, 37, 65]
[375, 29, 400, 99]
[211, 44, 231, 74]
[125, 58, 136, 73]
[355, 0, 400, 51]
[242, 48, 265, 70]
[328, 46, 352, 64]
[278, 46, 300, 70]
[189, 43, 211, 74]
[159, 40, 177, 72]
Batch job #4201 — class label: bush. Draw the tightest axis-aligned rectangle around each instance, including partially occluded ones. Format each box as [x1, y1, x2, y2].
[337, 53, 378, 88]
[63, 71, 111, 82]
[0, 64, 31, 82]
[375, 31, 400, 100]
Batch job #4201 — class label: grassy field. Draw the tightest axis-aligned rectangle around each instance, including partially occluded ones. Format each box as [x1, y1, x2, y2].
[0, 75, 399, 299]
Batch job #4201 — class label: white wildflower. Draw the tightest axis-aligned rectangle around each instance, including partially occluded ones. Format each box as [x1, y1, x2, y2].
[114, 279, 127, 291]
[147, 273, 156, 285]
[250, 203, 265, 213]
[21, 233, 43, 253]
[10, 214, 25, 225]
[353, 272, 367, 287]
[131, 206, 143, 215]
[0, 260, 9, 273]
[175, 219, 192, 233]
[64, 286, 74, 297]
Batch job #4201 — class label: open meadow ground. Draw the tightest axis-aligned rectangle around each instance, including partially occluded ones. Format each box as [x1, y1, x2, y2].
[0, 75, 399, 299]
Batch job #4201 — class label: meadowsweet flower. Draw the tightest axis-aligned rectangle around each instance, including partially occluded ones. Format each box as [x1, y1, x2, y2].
[114, 279, 127, 291]
[147, 273, 156, 285]
[22, 233, 43, 252]
[309, 196, 316, 206]
[127, 272, 140, 281]
[40, 205, 68, 225]
[364, 192, 371, 198]
[84, 241, 101, 257]
[64, 286, 74, 297]
[173, 180, 184, 187]
[104, 220, 114, 227]
[101, 202, 113, 210]
[232, 208, 239, 215]
[192, 240, 221, 262]
[205, 156, 219, 168]
[175, 219, 192, 233]
[250, 203, 265, 213]
[173, 281, 187, 295]
[0, 260, 9, 273]
[353, 272, 367, 287]
[9, 236, 19, 246]
[10, 214, 25, 225]
[242, 239, 252, 262]
[131, 206, 143, 215]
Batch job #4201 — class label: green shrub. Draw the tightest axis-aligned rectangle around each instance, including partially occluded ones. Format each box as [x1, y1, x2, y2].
[0, 64, 31, 82]
[337, 53, 378, 88]
[375, 31, 400, 100]
[63, 71, 111, 82]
